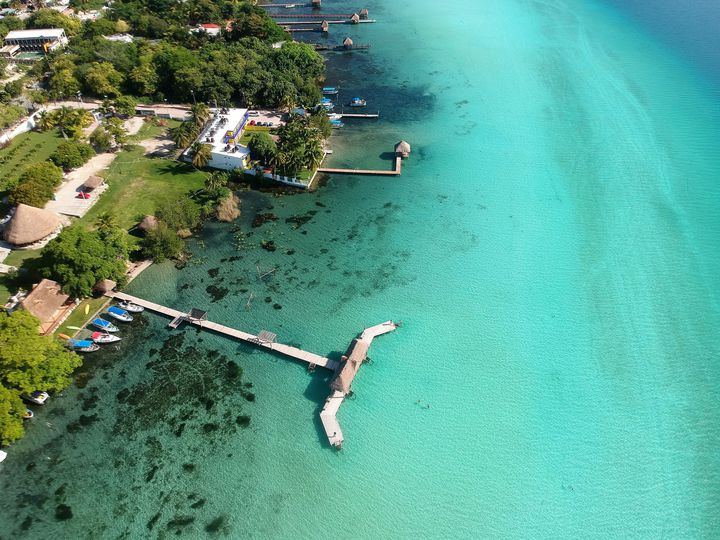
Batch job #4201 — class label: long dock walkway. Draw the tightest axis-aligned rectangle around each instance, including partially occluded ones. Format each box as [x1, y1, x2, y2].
[107, 291, 338, 370]
[317, 156, 402, 176]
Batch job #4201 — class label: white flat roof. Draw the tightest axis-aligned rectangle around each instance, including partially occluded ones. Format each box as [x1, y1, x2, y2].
[198, 108, 251, 158]
[4, 28, 66, 40]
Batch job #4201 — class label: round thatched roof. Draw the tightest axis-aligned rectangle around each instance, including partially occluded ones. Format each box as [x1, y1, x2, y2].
[321, 20, 329, 31]
[84, 175, 104, 189]
[3, 204, 62, 246]
[395, 140, 411, 157]
[343, 37, 354, 47]
[94, 279, 117, 294]
[350, 13, 360, 23]
[138, 215, 158, 231]
[359, 8, 369, 17]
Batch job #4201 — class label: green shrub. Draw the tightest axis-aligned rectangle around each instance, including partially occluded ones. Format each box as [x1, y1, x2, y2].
[50, 141, 96, 170]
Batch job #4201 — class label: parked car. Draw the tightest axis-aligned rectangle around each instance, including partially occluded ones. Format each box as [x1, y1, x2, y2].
[247, 111, 259, 117]
[22, 391, 49, 405]
[248, 120, 256, 126]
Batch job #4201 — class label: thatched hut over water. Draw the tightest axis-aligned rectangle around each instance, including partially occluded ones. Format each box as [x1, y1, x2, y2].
[350, 13, 360, 24]
[311, 0, 321, 7]
[342, 37, 353, 49]
[330, 338, 370, 394]
[321, 20, 329, 33]
[359, 8, 369, 19]
[2, 204, 62, 246]
[395, 140, 411, 158]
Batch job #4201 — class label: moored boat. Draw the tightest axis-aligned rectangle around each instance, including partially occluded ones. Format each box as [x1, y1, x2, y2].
[66, 339, 100, 353]
[106, 306, 134, 322]
[91, 317, 119, 332]
[328, 113, 342, 120]
[349, 97, 367, 107]
[23, 409, 33, 420]
[91, 331, 122, 344]
[322, 87, 339, 95]
[330, 119, 344, 128]
[118, 300, 144, 313]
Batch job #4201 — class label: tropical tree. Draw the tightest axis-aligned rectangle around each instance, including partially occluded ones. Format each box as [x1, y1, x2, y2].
[141, 222, 184, 262]
[248, 131, 276, 164]
[40, 226, 129, 297]
[0, 383, 25, 445]
[0, 310, 82, 393]
[190, 102, 211, 128]
[172, 121, 198, 149]
[303, 136, 324, 170]
[190, 142, 212, 168]
[49, 141, 95, 170]
[95, 212, 117, 235]
[204, 171, 229, 197]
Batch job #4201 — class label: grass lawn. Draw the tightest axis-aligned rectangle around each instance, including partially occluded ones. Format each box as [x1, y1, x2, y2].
[0, 130, 65, 185]
[55, 296, 110, 338]
[0, 249, 43, 302]
[80, 145, 207, 232]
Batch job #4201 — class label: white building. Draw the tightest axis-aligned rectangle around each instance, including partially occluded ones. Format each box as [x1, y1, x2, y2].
[194, 108, 251, 171]
[191, 23, 222, 37]
[2, 28, 68, 52]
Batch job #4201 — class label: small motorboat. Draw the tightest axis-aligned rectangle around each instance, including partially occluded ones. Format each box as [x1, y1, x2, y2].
[91, 317, 119, 333]
[330, 119, 344, 128]
[0, 450, 6, 463]
[322, 87, 339, 95]
[66, 339, 100, 353]
[106, 306, 133, 322]
[118, 300, 144, 313]
[91, 331, 121, 344]
[349, 97, 367, 107]
[23, 409, 34, 420]
[318, 98, 334, 110]
[22, 391, 49, 405]
[328, 113, 342, 120]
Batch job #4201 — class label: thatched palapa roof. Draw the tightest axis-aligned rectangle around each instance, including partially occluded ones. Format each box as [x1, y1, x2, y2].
[3, 204, 62, 246]
[395, 140, 411, 158]
[342, 37, 353, 49]
[321, 20, 329, 32]
[94, 279, 116, 294]
[350, 13, 360, 24]
[84, 175, 104, 190]
[20, 279, 70, 331]
[359, 8, 369, 19]
[138, 215, 158, 231]
[330, 338, 370, 394]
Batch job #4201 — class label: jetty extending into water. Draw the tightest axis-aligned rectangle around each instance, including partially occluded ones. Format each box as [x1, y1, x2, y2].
[105, 291, 398, 448]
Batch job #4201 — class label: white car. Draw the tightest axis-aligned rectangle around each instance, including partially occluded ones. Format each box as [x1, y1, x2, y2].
[22, 391, 49, 405]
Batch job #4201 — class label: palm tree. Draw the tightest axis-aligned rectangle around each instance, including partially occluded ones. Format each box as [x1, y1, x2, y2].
[95, 212, 117, 235]
[35, 110, 55, 132]
[303, 136, 325, 170]
[173, 122, 198, 149]
[190, 103, 211, 128]
[205, 171, 229, 194]
[191, 142, 212, 168]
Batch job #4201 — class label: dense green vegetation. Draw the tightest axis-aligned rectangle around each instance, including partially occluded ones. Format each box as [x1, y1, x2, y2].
[40, 225, 129, 297]
[49, 140, 96, 170]
[32, 1, 324, 108]
[0, 130, 66, 188]
[9, 161, 64, 207]
[0, 310, 82, 445]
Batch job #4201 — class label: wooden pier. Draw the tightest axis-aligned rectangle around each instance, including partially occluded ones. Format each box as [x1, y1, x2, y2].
[339, 112, 379, 118]
[318, 156, 402, 176]
[105, 292, 398, 449]
[106, 291, 338, 370]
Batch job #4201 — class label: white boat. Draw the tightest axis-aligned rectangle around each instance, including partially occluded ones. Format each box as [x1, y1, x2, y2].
[22, 391, 49, 405]
[91, 331, 121, 344]
[91, 317, 119, 332]
[66, 339, 100, 353]
[118, 300, 144, 313]
[328, 113, 342, 120]
[24, 409, 33, 420]
[0, 449, 6, 463]
[106, 306, 134, 322]
[349, 97, 367, 107]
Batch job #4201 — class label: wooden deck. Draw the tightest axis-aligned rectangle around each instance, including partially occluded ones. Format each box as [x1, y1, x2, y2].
[339, 112, 379, 118]
[106, 292, 399, 450]
[106, 291, 338, 370]
[317, 156, 402, 176]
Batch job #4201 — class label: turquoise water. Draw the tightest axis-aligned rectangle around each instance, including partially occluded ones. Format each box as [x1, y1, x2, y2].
[2, 0, 720, 537]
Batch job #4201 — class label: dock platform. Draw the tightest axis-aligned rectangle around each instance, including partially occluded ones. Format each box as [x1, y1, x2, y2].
[105, 292, 398, 449]
[317, 156, 402, 176]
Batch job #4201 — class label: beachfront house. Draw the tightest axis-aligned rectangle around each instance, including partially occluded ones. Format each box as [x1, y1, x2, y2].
[2, 28, 68, 53]
[187, 108, 251, 171]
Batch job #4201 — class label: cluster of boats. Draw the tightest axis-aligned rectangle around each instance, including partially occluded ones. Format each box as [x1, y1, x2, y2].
[318, 88, 368, 128]
[63, 300, 144, 353]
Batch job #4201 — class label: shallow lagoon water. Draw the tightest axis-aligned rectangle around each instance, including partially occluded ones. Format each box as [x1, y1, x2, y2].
[1, 0, 720, 537]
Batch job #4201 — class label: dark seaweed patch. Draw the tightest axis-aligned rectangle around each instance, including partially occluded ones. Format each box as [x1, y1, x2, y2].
[252, 212, 278, 228]
[166, 515, 195, 531]
[182, 463, 195, 472]
[273, 304, 282, 310]
[206, 284, 229, 302]
[20, 516, 33, 530]
[205, 515, 227, 533]
[174, 422, 186, 437]
[236, 415, 251, 428]
[207, 267, 220, 278]
[190, 499, 206, 509]
[145, 465, 159, 483]
[147, 512, 161, 530]
[203, 423, 219, 433]
[55, 504, 73, 521]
